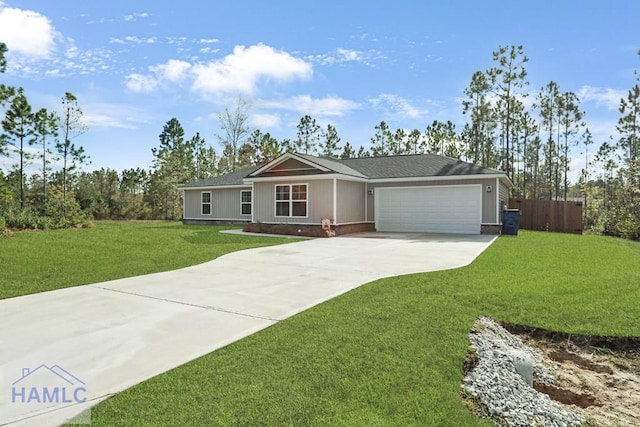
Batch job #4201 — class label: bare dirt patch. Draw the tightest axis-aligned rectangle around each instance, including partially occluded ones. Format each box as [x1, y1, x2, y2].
[503, 323, 640, 426]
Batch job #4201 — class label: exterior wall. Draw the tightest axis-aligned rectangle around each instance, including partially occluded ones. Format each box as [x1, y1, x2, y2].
[365, 179, 498, 224]
[336, 180, 366, 224]
[183, 187, 251, 221]
[498, 180, 510, 223]
[253, 179, 334, 224]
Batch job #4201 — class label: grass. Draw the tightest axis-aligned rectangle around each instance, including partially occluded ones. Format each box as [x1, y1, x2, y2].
[5, 226, 640, 425]
[0, 221, 299, 300]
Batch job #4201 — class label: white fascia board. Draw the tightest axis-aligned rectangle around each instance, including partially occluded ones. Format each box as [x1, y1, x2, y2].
[368, 174, 509, 184]
[244, 173, 368, 184]
[180, 184, 252, 190]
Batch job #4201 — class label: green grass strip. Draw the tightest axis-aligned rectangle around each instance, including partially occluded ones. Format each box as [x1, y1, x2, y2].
[0, 221, 298, 300]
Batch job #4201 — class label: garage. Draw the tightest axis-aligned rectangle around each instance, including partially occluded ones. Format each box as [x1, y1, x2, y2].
[374, 184, 482, 234]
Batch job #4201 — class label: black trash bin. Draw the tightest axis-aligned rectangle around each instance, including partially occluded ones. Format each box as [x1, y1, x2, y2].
[502, 209, 521, 236]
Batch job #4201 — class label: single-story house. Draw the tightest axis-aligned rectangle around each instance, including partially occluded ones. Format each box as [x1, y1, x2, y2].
[179, 152, 512, 236]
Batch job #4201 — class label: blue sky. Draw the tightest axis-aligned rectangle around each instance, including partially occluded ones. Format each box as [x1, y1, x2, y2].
[1, 1, 639, 182]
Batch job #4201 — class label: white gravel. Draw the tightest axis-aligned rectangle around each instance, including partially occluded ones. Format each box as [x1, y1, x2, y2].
[462, 317, 585, 427]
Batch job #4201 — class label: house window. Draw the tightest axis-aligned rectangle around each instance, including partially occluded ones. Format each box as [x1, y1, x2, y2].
[201, 192, 212, 215]
[275, 184, 307, 217]
[241, 190, 252, 215]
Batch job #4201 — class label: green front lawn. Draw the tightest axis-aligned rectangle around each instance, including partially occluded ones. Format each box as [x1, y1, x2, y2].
[4, 225, 639, 425]
[0, 221, 298, 300]
[85, 231, 640, 426]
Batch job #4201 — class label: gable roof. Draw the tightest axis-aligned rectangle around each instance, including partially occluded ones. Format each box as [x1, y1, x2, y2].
[180, 152, 511, 188]
[338, 153, 504, 179]
[294, 153, 368, 179]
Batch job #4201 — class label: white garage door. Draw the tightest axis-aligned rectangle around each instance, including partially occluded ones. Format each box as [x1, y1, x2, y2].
[375, 185, 482, 234]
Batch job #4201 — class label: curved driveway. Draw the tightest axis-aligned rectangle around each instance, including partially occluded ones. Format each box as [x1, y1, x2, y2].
[0, 232, 496, 426]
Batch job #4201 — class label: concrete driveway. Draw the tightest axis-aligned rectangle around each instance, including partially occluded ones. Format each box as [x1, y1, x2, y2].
[0, 232, 496, 426]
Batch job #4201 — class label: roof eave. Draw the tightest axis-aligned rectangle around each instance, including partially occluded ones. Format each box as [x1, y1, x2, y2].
[368, 173, 511, 184]
[244, 173, 369, 183]
[179, 184, 252, 190]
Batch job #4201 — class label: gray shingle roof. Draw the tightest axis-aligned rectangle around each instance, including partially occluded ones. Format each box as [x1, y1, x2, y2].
[180, 153, 507, 188]
[178, 165, 259, 188]
[296, 153, 368, 178]
[337, 153, 504, 179]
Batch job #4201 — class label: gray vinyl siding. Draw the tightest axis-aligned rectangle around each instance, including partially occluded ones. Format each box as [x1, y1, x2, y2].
[498, 181, 510, 222]
[271, 158, 319, 172]
[183, 187, 250, 220]
[253, 180, 334, 224]
[365, 179, 498, 224]
[336, 180, 366, 223]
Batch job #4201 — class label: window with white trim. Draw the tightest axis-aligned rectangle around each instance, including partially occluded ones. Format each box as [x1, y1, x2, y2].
[201, 192, 212, 215]
[241, 190, 252, 215]
[275, 184, 307, 217]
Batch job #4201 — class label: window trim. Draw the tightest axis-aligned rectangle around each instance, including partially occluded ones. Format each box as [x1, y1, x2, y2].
[240, 190, 252, 216]
[274, 183, 308, 218]
[201, 191, 212, 216]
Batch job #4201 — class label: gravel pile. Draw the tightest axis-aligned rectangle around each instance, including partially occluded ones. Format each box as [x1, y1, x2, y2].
[462, 317, 585, 427]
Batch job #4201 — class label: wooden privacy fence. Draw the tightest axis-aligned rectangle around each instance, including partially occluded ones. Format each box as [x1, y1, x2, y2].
[508, 199, 583, 234]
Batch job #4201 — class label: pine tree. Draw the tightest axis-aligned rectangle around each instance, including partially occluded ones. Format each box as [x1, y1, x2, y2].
[33, 108, 58, 205]
[295, 115, 321, 154]
[487, 45, 529, 180]
[370, 121, 392, 156]
[2, 89, 35, 208]
[340, 142, 355, 159]
[319, 124, 340, 157]
[56, 92, 88, 207]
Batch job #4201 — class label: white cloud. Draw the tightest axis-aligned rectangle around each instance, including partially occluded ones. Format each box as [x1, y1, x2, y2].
[369, 94, 427, 119]
[191, 43, 312, 96]
[199, 47, 219, 55]
[65, 45, 79, 59]
[336, 48, 362, 62]
[110, 36, 156, 45]
[125, 73, 158, 92]
[124, 44, 312, 96]
[150, 59, 191, 82]
[307, 48, 383, 66]
[84, 113, 137, 129]
[577, 85, 625, 111]
[83, 103, 152, 129]
[166, 36, 188, 45]
[199, 38, 219, 44]
[0, 5, 57, 57]
[264, 95, 360, 117]
[124, 12, 149, 22]
[250, 113, 281, 128]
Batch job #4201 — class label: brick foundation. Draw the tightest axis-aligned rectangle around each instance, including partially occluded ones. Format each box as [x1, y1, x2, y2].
[243, 222, 375, 237]
[481, 224, 502, 235]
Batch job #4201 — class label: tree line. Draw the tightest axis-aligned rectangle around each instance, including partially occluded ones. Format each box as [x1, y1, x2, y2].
[2, 41, 640, 239]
